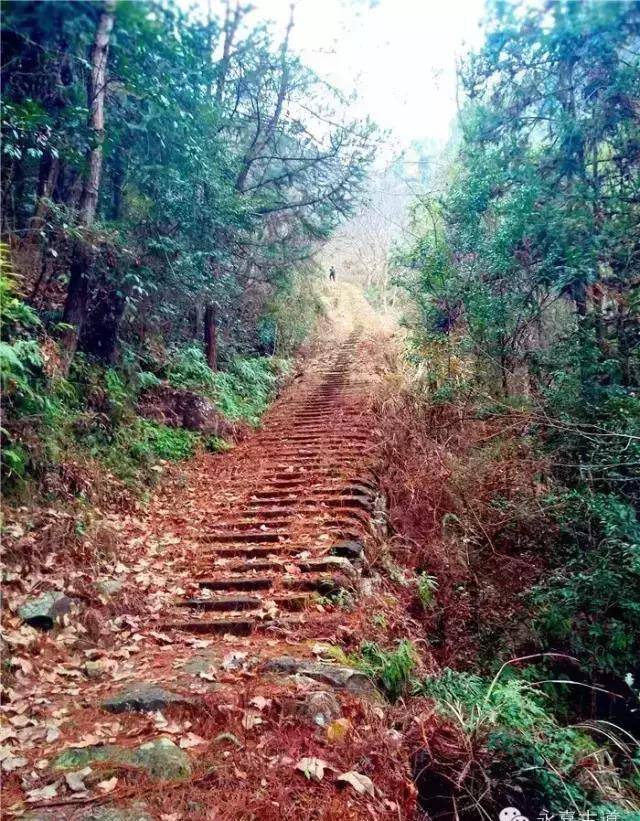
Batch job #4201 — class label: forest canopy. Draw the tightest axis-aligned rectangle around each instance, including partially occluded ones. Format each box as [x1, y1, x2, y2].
[1, 0, 376, 369]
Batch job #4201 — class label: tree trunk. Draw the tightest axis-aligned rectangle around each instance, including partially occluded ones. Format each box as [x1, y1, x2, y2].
[59, 1, 115, 374]
[29, 152, 60, 237]
[204, 302, 218, 370]
[79, 280, 127, 363]
[25, 153, 60, 296]
[189, 303, 203, 340]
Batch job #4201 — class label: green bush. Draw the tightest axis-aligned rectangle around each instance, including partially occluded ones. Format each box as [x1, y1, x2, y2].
[131, 420, 198, 461]
[531, 490, 640, 678]
[416, 572, 438, 608]
[167, 345, 216, 392]
[213, 355, 286, 426]
[415, 668, 639, 815]
[167, 346, 287, 427]
[258, 272, 325, 356]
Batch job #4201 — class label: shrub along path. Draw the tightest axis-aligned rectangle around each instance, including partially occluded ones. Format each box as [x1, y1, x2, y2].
[2, 288, 422, 820]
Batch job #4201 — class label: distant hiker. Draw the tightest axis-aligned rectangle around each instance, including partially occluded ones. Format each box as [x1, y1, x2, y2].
[329, 266, 336, 281]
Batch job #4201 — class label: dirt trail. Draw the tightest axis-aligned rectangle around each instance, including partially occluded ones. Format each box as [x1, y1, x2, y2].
[3, 285, 417, 820]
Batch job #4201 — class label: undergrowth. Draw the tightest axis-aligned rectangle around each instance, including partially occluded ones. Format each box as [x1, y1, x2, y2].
[413, 667, 640, 819]
[167, 345, 288, 426]
[374, 333, 640, 819]
[1, 275, 287, 498]
[352, 640, 418, 702]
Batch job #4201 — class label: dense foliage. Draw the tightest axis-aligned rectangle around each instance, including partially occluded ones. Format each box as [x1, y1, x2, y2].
[1, 0, 373, 492]
[394, 0, 640, 816]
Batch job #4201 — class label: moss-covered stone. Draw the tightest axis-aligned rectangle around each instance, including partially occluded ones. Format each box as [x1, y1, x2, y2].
[53, 738, 191, 782]
[129, 738, 191, 780]
[18, 591, 76, 629]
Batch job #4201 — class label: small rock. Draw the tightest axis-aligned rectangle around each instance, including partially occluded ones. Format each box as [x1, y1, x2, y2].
[96, 579, 123, 597]
[19, 591, 76, 630]
[85, 659, 107, 679]
[296, 690, 341, 727]
[262, 656, 379, 700]
[101, 683, 193, 713]
[132, 737, 191, 780]
[331, 540, 364, 561]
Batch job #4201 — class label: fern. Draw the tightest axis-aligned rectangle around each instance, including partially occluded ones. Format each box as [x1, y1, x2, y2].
[355, 639, 417, 701]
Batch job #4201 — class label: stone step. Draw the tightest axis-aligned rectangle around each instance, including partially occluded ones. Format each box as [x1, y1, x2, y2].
[162, 617, 255, 636]
[213, 555, 355, 575]
[196, 571, 352, 595]
[197, 575, 274, 591]
[211, 544, 294, 558]
[179, 592, 310, 612]
[208, 519, 292, 531]
[203, 531, 287, 544]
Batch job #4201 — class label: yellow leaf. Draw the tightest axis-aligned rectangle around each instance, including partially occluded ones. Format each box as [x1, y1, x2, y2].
[327, 718, 351, 742]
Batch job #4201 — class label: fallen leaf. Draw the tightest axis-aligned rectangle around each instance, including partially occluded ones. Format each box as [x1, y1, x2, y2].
[214, 732, 242, 747]
[9, 715, 32, 728]
[179, 732, 206, 749]
[72, 733, 102, 748]
[65, 766, 92, 792]
[296, 757, 330, 781]
[189, 639, 212, 649]
[336, 770, 375, 797]
[45, 725, 61, 743]
[2, 756, 28, 772]
[26, 783, 59, 802]
[241, 711, 263, 730]
[327, 718, 351, 742]
[249, 695, 271, 711]
[97, 776, 118, 794]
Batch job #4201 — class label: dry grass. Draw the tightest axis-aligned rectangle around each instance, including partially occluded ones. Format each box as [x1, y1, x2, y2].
[372, 352, 555, 668]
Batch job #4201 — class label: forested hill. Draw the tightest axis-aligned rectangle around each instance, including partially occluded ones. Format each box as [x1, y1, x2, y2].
[2, 2, 640, 820]
[1, 0, 377, 489]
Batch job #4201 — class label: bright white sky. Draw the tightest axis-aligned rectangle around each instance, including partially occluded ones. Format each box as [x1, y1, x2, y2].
[242, 0, 488, 149]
